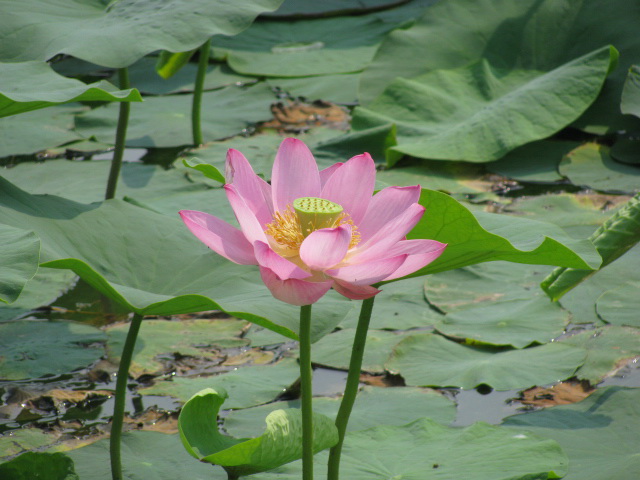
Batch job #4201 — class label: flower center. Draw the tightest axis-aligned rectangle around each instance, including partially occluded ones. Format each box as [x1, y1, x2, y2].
[265, 197, 360, 253]
[293, 197, 344, 237]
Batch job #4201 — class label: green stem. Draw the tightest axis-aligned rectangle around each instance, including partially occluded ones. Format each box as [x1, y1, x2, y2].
[110, 313, 144, 480]
[191, 38, 211, 146]
[105, 67, 131, 200]
[326, 296, 375, 480]
[299, 304, 314, 480]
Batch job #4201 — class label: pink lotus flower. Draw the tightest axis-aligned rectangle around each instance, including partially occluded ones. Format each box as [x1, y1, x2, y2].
[180, 138, 446, 306]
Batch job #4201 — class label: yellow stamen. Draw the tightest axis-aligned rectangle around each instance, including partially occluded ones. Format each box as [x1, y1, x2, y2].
[265, 202, 361, 253]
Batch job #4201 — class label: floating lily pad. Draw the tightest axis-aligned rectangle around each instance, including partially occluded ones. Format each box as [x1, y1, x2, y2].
[487, 141, 581, 183]
[0, 268, 76, 323]
[425, 262, 547, 313]
[435, 296, 568, 348]
[0, 452, 78, 480]
[267, 73, 360, 104]
[75, 83, 275, 147]
[386, 333, 586, 390]
[375, 160, 495, 197]
[0, 105, 83, 157]
[0, 429, 60, 461]
[1, 160, 212, 205]
[596, 281, 640, 327]
[502, 193, 627, 239]
[224, 386, 456, 439]
[0, 0, 284, 68]
[67, 431, 221, 480]
[559, 143, 640, 194]
[561, 327, 640, 384]
[0, 224, 39, 305]
[0, 321, 105, 380]
[179, 388, 338, 477]
[309, 329, 411, 372]
[139, 358, 299, 408]
[359, 0, 640, 134]
[126, 57, 254, 95]
[503, 386, 640, 480]
[211, 15, 399, 77]
[558, 245, 640, 324]
[353, 46, 616, 163]
[262, 418, 568, 479]
[0, 60, 141, 118]
[179, 129, 343, 186]
[105, 319, 248, 377]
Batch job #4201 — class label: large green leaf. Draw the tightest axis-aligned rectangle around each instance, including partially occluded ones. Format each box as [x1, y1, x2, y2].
[405, 189, 601, 278]
[359, 0, 640, 133]
[0, 105, 83, 157]
[0, 177, 352, 341]
[503, 386, 640, 480]
[558, 143, 640, 194]
[0, 429, 61, 461]
[67, 431, 222, 480]
[139, 358, 300, 408]
[386, 333, 586, 391]
[0, 61, 141, 118]
[0, 224, 39, 304]
[0, 320, 105, 380]
[75, 83, 275, 147]
[560, 326, 640, 384]
[596, 281, 640, 327]
[179, 388, 338, 477]
[0, 0, 284, 68]
[262, 419, 568, 479]
[223, 386, 456, 439]
[0, 452, 78, 480]
[106, 319, 248, 377]
[211, 15, 399, 77]
[542, 193, 640, 300]
[352, 46, 616, 163]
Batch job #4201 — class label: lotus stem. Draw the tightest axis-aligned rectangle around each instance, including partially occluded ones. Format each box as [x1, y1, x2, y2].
[326, 296, 375, 480]
[110, 312, 143, 480]
[105, 67, 131, 200]
[192, 38, 211, 146]
[299, 304, 314, 480]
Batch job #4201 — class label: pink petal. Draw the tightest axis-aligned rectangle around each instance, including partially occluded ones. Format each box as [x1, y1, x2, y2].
[179, 210, 256, 265]
[327, 255, 407, 285]
[351, 203, 425, 264]
[271, 138, 321, 212]
[260, 266, 333, 306]
[358, 186, 421, 243]
[320, 153, 375, 224]
[381, 240, 447, 281]
[332, 280, 380, 300]
[319, 162, 343, 188]
[299, 225, 351, 271]
[254, 241, 310, 280]
[225, 149, 273, 227]
[225, 185, 268, 245]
